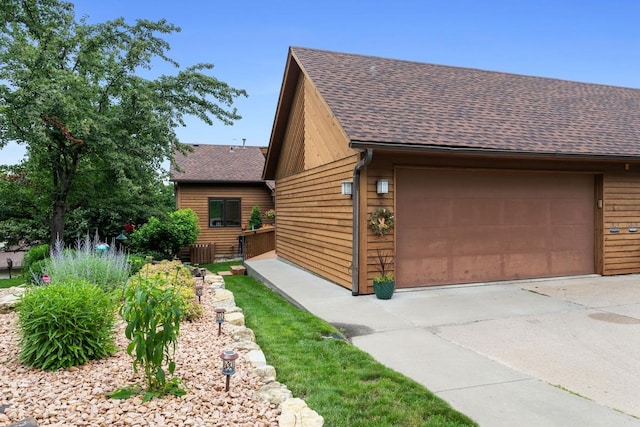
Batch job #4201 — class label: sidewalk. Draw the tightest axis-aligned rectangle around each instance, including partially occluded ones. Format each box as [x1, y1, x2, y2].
[245, 255, 640, 427]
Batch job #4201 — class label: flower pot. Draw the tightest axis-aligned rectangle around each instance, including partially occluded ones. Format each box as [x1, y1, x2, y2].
[373, 280, 395, 300]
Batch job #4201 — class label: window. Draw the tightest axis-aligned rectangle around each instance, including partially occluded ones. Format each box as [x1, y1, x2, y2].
[209, 198, 241, 227]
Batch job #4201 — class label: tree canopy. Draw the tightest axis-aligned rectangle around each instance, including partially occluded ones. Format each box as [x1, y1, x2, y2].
[0, 0, 247, 245]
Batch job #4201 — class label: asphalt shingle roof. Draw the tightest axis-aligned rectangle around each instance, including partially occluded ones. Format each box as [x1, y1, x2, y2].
[290, 47, 640, 157]
[170, 144, 268, 183]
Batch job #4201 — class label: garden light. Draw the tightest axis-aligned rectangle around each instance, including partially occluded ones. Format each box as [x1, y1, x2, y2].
[195, 283, 203, 303]
[215, 307, 226, 336]
[220, 349, 239, 392]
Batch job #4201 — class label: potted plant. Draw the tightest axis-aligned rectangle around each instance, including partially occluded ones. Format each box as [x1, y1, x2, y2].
[372, 249, 395, 299]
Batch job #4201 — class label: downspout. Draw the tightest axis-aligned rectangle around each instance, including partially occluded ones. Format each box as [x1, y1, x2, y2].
[352, 148, 373, 296]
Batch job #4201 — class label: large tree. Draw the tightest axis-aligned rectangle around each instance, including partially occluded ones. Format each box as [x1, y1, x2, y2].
[0, 0, 247, 245]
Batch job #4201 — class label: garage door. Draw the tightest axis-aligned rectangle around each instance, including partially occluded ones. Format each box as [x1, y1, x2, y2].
[396, 168, 595, 287]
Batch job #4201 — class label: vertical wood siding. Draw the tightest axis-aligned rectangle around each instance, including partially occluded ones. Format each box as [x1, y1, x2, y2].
[603, 174, 640, 274]
[175, 184, 274, 257]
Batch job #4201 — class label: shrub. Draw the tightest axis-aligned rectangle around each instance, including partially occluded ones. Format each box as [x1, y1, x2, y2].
[127, 254, 148, 276]
[249, 206, 262, 230]
[45, 235, 130, 293]
[128, 209, 200, 260]
[117, 272, 185, 399]
[17, 280, 117, 370]
[22, 243, 49, 282]
[129, 260, 201, 321]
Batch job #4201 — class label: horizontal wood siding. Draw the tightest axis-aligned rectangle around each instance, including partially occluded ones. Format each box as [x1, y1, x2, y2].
[276, 155, 359, 289]
[175, 183, 274, 258]
[603, 174, 640, 275]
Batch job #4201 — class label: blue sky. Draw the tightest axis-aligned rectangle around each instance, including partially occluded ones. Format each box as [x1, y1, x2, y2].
[2, 0, 640, 165]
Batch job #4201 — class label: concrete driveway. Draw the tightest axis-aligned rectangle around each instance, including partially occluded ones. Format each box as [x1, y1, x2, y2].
[245, 257, 640, 426]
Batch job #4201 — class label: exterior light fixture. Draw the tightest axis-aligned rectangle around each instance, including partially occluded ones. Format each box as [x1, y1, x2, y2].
[376, 179, 389, 194]
[341, 181, 353, 196]
[195, 282, 204, 303]
[215, 307, 227, 336]
[220, 349, 239, 392]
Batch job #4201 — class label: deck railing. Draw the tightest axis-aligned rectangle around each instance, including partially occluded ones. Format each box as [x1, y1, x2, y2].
[242, 227, 275, 259]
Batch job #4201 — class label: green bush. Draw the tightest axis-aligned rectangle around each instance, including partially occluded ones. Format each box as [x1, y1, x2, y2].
[17, 280, 117, 370]
[130, 260, 201, 321]
[127, 254, 148, 276]
[128, 209, 199, 260]
[249, 206, 262, 230]
[45, 235, 130, 292]
[23, 243, 50, 282]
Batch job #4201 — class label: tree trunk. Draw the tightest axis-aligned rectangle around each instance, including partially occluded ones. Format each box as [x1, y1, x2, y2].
[50, 198, 66, 247]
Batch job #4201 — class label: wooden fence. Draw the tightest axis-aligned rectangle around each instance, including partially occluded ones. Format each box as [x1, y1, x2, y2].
[190, 242, 215, 264]
[242, 227, 275, 259]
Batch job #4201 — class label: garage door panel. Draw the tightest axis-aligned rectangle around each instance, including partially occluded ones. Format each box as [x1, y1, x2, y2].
[551, 200, 594, 224]
[503, 253, 550, 278]
[451, 200, 503, 226]
[396, 169, 594, 287]
[503, 200, 550, 226]
[551, 250, 592, 275]
[452, 254, 503, 283]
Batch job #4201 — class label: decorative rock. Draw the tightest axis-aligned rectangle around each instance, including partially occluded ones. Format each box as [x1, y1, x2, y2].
[245, 349, 267, 368]
[279, 398, 324, 427]
[8, 417, 39, 427]
[0, 294, 21, 313]
[225, 311, 245, 326]
[254, 382, 292, 405]
[230, 326, 255, 343]
[209, 289, 236, 310]
[235, 340, 260, 352]
[254, 365, 277, 384]
[205, 274, 225, 288]
[230, 265, 246, 275]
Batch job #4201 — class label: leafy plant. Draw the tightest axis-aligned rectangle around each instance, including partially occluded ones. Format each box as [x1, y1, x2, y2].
[118, 274, 184, 399]
[17, 280, 117, 370]
[372, 249, 395, 283]
[249, 206, 262, 230]
[263, 209, 276, 219]
[22, 243, 50, 282]
[45, 235, 130, 292]
[128, 209, 200, 259]
[130, 260, 201, 321]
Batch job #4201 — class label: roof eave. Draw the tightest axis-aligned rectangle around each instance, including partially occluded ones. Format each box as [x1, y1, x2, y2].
[349, 140, 640, 162]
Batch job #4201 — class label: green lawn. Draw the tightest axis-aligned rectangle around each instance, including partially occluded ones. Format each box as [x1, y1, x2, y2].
[0, 276, 25, 289]
[203, 262, 477, 427]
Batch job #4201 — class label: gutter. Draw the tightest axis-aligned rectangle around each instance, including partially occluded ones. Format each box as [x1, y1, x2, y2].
[349, 140, 640, 162]
[351, 149, 373, 296]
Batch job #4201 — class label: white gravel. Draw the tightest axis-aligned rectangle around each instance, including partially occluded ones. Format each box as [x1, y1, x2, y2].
[0, 286, 280, 426]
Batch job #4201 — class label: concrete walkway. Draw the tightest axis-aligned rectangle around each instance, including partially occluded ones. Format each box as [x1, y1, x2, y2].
[245, 255, 640, 427]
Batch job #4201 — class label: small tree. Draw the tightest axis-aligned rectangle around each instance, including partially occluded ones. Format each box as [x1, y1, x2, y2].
[249, 206, 262, 230]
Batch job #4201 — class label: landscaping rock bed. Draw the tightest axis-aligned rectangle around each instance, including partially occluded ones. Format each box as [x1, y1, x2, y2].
[0, 275, 323, 426]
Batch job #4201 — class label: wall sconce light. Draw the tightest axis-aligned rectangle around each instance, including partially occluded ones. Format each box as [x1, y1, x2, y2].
[341, 181, 353, 196]
[376, 179, 389, 194]
[215, 307, 226, 336]
[220, 349, 239, 392]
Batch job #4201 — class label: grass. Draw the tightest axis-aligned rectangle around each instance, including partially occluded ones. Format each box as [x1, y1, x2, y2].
[0, 276, 25, 289]
[203, 261, 477, 427]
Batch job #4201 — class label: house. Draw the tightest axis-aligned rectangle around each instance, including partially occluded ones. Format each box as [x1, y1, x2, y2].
[263, 46, 640, 295]
[171, 143, 274, 259]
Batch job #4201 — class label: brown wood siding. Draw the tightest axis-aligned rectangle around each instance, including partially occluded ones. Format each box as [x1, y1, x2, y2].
[603, 174, 640, 275]
[175, 183, 274, 257]
[304, 78, 352, 169]
[275, 77, 305, 180]
[276, 155, 359, 289]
